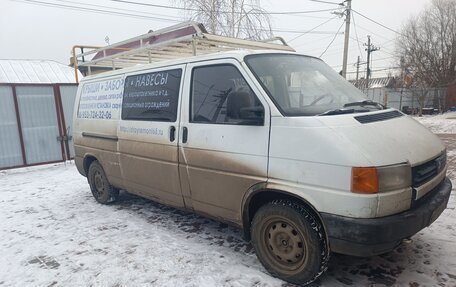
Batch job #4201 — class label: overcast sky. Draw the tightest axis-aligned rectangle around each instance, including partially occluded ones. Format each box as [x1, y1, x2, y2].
[0, 0, 430, 80]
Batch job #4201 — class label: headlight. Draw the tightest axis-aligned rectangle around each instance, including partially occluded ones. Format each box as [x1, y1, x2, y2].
[377, 164, 412, 191]
[351, 164, 411, 193]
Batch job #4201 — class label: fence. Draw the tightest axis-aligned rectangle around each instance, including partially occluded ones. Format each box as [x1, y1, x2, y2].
[366, 87, 448, 112]
[0, 83, 77, 170]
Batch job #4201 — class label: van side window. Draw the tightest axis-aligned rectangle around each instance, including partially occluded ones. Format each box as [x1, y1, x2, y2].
[191, 65, 264, 125]
[122, 69, 182, 122]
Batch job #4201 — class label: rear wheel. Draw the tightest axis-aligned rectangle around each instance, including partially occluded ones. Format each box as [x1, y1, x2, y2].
[87, 161, 119, 204]
[251, 200, 329, 285]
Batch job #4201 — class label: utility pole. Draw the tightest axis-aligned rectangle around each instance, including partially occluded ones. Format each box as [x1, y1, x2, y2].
[210, 0, 216, 34]
[355, 55, 360, 84]
[364, 35, 379, 91]
[341, 0, 352, 79]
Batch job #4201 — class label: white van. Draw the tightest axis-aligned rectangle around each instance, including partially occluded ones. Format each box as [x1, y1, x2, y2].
[73, 50, 451, 285]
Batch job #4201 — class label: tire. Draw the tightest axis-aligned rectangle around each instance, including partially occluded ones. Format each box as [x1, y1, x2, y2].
[87, 160, 119, 204]
[251, 199, 329, 285]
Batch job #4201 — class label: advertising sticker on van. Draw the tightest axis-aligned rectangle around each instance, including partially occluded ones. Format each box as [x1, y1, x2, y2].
[121, 69, 182, 122]
[77, 77, 125, 120]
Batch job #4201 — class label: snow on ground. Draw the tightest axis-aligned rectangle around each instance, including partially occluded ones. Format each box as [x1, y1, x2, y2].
[1, 164, 279, 287]
[0, 121, 455, 287]
[414, 112, 456, 134]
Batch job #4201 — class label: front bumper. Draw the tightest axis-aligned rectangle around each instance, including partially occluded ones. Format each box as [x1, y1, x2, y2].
[321, 177, 452, 256]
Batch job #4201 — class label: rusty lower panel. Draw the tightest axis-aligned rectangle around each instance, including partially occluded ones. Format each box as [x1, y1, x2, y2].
[122, 179, 185, 208]
[117, 138, 184, 208]
[178, 164, 193, 209]
[75, 135, 268, 225]
[180, 147, 267, 224]
[74, 133, 118, 151]
[118, 138, 178, 163]
[119, 153, 184, 208]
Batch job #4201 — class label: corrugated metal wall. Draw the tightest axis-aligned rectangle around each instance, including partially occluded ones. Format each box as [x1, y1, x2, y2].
[0, 84, 78, 169]
[16, 86, 63, 165]
[0, 86, 23, 168]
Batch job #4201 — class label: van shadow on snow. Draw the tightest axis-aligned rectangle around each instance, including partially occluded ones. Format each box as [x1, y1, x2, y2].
[111, 191, 453, 287]
[115, 192, 255, 254]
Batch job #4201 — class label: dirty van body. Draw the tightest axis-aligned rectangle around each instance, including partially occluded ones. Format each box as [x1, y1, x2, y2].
[73, 51, 452, 285]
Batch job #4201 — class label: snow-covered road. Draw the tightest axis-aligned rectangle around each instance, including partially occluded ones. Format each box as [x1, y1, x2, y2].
[0, 116, 455, 287]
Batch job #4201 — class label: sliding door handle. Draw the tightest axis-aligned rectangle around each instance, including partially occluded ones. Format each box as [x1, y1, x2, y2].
[169, 126, 176, 142]
[182, 127, 188, 143]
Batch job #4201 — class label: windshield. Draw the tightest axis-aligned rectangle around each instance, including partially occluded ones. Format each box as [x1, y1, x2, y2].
[245, 54, 368, 116]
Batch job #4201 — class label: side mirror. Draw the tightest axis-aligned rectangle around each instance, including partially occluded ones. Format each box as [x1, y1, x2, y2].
[239, 105, 264, 125]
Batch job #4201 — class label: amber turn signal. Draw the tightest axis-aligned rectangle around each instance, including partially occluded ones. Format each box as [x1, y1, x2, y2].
[351, 167, 379, 193]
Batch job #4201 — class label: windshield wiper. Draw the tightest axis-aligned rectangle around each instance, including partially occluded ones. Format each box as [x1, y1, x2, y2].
[318, 108, 370, 116]
[343, 100, 385, 109]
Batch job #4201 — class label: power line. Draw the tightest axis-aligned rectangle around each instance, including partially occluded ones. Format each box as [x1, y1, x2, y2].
[294, 33, 340, 49]
[351, 9, 402, 35]
[253, 27, 344, 34]
[304, 34, 363, 55]
[368, 66, 400, 69]
[307, 33, 395, 58]
[379, 38, 396, 47]
[54, 0, 181, 20]
[331, 55, 397, 68]
[10, 0, 343, 35]
[284, 13, 340, 19]
[377, 48, 396, 57]
[309, 0, 344, 5]
[289, 16, 339, 42]
[303, 17, 396, 60]
[351, 12, 364, 61]
[345, 67, 400, 74]
[354, 24, 390, 41]
[319, 21, 345, 57]
[219, 25, 343, 34]
[315, 42, 359, 57]
[11, 0, 181, 22]
[305, 41, 344, 53]
[12, 0, 340, 26]
[111, 0, 340, 15]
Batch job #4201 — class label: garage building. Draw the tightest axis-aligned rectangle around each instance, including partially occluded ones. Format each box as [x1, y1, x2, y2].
[0, 59, 80, 169]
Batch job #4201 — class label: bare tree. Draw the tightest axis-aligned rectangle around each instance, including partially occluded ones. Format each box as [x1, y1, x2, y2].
[396, 0, 456, 114]
[174, 0, 273, 40]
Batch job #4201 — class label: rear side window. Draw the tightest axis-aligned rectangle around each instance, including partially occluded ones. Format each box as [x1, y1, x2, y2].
[191, 65, 264, 125]
[122, 69, 182, 122]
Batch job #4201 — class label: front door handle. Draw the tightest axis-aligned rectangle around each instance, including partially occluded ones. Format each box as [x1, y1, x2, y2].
[182, 127, 188, 143]
[169, 126, 176, 142]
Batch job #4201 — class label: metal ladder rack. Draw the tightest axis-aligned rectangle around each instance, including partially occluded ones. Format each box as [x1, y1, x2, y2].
[71, 21, 295, 82]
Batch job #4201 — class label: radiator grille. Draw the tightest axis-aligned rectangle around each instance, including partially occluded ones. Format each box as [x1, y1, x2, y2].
[412, 152, 446, 187]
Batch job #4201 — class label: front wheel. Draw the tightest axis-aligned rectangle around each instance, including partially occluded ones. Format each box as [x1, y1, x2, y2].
[251, 200, 329, 285]
[87, 160, 119, 204]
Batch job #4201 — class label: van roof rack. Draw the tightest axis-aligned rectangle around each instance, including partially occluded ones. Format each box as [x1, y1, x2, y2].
[71, 21, 295, 82]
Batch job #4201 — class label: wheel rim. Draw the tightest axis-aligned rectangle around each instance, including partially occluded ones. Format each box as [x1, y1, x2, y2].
[263, 217, 307, 271]
[92, 170, 106, 199]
